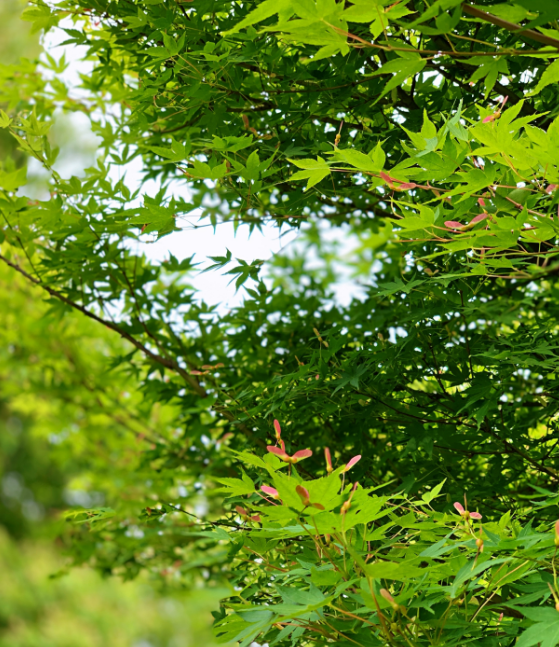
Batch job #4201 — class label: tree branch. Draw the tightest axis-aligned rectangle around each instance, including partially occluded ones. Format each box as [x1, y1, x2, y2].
[0, 251, 266, 447]
[463, 4, 559, 50]
[0, 251, 208, 397]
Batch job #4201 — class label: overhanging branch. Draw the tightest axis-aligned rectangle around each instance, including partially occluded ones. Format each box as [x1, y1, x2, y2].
[0, 250, 266, 447]
[463, 4, 559, 50]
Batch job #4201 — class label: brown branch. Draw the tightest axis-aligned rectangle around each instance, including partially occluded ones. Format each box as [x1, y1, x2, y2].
[482, 418, 559, 480]
[0, 251, 208, 397]
[462, 4, 559, 50]
[0, 251, 267, 447]
[332, 23, 557, 57]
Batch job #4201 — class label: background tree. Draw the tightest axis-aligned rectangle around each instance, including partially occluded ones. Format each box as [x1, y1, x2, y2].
[0, 3, 220, 645]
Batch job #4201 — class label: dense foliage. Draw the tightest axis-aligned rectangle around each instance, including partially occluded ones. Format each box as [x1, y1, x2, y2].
[4, 0, 559, 644]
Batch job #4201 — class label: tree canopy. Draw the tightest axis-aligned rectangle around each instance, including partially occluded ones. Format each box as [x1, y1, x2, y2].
[4, 0, 559, 645]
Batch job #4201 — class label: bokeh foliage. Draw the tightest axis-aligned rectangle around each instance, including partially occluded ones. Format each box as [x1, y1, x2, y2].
[0, 529, 220, 647]
[0, 265, 222, 647]
[0, 3, 220, 643]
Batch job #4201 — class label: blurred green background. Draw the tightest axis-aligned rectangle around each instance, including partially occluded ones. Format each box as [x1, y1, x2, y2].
[0, 3, 221, 645]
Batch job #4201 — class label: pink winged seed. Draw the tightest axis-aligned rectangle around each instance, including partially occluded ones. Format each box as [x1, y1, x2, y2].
[470, 213, 488, 225]
[295, 484, 310, 504]
[379, 171, 415, 190]
[454, 502, 465, 514]
[380, 588, 399, 611]
[343, 455, 362, 472]
[267, 445, 288, 458]
[380, 588, 396, 604]
[379, 171, 395, 184]
[292, 449, 313, 461]
[261, 485, 279, 498]
[324, 447, 333, 469]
